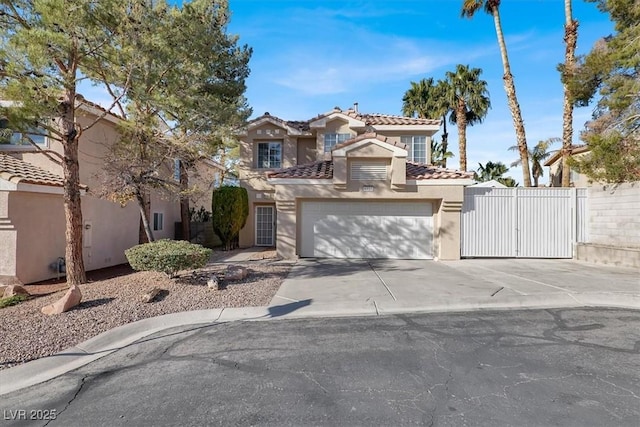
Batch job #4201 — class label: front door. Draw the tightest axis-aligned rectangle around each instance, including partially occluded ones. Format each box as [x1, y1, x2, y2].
[255, 206, 275, 246]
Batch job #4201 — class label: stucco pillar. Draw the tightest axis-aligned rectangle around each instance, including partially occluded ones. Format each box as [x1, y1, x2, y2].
[275, 199, 297, 259]
[0, 191, 18, 278]
[438, 200, 463, 260]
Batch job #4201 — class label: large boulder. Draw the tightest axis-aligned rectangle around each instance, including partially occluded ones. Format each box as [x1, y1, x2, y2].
[207, 275, 221, 290]
[225, 266, 248, 282]
[41, 285, 82, 315]
[3, 284, 30, 299]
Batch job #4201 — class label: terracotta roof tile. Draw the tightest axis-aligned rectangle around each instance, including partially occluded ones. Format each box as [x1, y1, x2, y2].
[267, 160, 473, 181]
[267, 161, 333, 179]
[0, 153, 66, 187]
[332, 132, 407, 151]
[344, 110, 441, 126]
[406, 162, 475, 180]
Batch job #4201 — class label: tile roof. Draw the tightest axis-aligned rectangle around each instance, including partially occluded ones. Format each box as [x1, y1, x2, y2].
[0, 153, 66, 187]
[267, 160, 474, 180]
[248, 108, 440, 132]
[267, 160, 333, 179]
[247, 113, 311, 132]
[332, 132, 407, 151]
[343, 110, 441, 126]
[406, 162, 475, 180]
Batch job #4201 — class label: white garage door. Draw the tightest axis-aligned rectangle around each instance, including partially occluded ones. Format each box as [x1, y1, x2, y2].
[300, 201, 433, 259]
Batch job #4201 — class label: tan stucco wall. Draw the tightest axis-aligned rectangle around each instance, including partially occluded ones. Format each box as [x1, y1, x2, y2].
[8, 191, 140, 284]
[238, 187, 276, 248]
[0, 191, 18, 277]
[272, 183, 464, 261]
[297, 138, 316, 165]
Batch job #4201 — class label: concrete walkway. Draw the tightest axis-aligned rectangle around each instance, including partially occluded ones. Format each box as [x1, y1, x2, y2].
[1, 253, 638, 396]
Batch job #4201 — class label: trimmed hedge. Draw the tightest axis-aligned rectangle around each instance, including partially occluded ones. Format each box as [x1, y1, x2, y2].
[212, 186, 249, 250]
[125, 239, 212, 278]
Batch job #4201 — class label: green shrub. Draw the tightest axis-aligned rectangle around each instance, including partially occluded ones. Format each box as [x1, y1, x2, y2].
[0, 294, 28, 309]
[212, 186, 249, 250]
[125, 239, 213, 278]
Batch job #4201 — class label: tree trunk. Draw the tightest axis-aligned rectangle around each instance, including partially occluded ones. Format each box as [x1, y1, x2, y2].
[179, 160, 190, 241]
[562, 1, 578, 187]
[441, 115, 449, 168]
[136, 191, 155, 243]
[59, 91, 87, 286]
[456, 100, 468, 171]
[491, 6, 532, 187]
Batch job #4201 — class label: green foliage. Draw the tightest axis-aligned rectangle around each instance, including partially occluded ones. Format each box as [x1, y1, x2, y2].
[565, 0, 640, 183]
[211, 186, 249, 250]
[570, 132, 640, 183]
[189, 206, 212, 222]
[125, 239, 212, 278]
[474, 161, 518, 187]
[0, 294, 28, 309]
[509, 138, 558, 187]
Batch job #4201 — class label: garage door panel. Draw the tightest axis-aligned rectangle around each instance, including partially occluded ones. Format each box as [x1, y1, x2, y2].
[300, 201, 433, 259]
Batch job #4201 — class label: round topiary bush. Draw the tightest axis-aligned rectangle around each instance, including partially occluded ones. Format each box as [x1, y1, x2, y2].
[125, 239, 213, 278]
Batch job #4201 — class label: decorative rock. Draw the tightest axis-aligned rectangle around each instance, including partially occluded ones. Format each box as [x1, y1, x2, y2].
[140, 287, 161, 303]
[225, 266, 248, 282]
[207, 275, 220, 290]
[41, 285, 82, 315]
[3, 284, 30, 298]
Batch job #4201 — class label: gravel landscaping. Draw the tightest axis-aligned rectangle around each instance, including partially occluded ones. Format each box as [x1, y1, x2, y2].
[0, 250, 292, 370]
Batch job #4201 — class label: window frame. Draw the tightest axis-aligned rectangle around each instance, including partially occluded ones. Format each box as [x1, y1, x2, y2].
[153, 212, 164, 231]
[401, 135, 427, 164]
[0, 118, 49, 150]
[256, 141, 282, 169]
[323, 133, 352, 152]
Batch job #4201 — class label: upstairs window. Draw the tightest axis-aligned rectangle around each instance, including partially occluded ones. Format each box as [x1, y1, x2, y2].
[153, 212, 164, 231]
[0, 119, 47, 148]
[401, 136, 427, 164]
[257, 142, 281, 169]
[324, 133, 352, 152]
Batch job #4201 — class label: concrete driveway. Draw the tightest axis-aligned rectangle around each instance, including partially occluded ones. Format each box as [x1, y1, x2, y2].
[270, 258, 640, 317]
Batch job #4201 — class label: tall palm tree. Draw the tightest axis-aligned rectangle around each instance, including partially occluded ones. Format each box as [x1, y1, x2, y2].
[461, 0, 532, 186]
[509, 138, 558, 187]
[445, 64, 491, 171]
[402, 78, 452, 167]
[561, 0, 579, 187]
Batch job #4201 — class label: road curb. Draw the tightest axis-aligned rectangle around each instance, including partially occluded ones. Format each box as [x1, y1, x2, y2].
[1, 294, 638, 396]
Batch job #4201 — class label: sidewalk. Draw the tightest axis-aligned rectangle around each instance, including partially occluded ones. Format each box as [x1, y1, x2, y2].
[1, 255, 638, 396]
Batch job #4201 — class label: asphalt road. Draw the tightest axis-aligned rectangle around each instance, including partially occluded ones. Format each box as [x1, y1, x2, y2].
[2, 308, 639, 426]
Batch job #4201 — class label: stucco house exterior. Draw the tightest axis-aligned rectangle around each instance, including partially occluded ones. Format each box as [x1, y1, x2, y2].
[545, 145, 591, 187]
[237, 106, 474, 260]
[1, 98, 222, 285]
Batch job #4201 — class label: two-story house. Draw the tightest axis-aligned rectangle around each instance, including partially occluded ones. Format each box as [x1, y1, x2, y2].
[238, 106, 474, 261]
[1, 96, 223, 285]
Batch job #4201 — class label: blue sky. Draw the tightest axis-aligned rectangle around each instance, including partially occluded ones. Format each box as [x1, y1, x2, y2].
[82, 0, 614, 183]
[225, 0, 614, 183]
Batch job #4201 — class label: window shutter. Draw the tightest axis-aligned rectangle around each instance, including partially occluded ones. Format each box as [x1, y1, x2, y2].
[350, 161, 388, 180]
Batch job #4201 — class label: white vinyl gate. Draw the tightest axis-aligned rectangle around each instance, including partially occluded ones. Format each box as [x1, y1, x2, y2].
[461, 187, 588, 258]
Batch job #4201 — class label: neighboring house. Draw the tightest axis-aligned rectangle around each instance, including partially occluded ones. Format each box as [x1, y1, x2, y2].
[469, 180, 507, 188]
[545, 145, 591, 187]
[237, 106, 474, 260]
[0, 97, 222, 284]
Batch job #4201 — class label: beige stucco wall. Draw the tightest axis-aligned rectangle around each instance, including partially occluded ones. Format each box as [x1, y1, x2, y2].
[297, 138, 316, 165]
[0, 191, 18, 278]
[7, 191, 140, 284]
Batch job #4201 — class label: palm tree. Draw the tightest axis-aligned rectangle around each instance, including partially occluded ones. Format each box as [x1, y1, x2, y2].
[561, 0, 579, 187]
[402, 78, 452, 167]
[509, 138, 558, 187]
[461, 0, 532, 187]
[474, 161, 517, 186]
[431, 139, 454, 167]
[445, 64, 491, 171]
